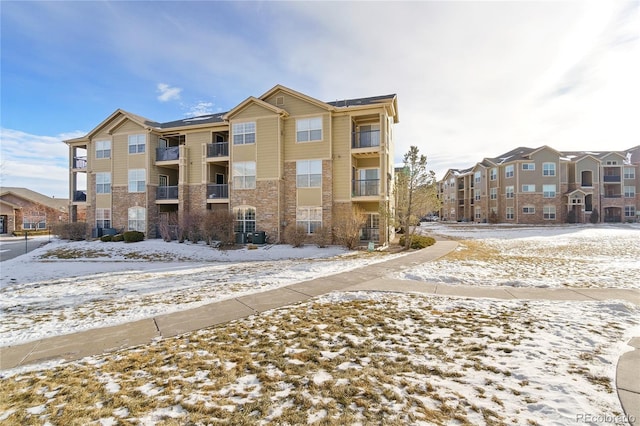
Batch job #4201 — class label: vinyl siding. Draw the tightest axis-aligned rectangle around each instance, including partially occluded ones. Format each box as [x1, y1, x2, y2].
[283, 112, 331, 161]
[331, 115, 352, 200]
[264, 92, 327, 116]
[297, 188, 322, 206]
[256, 116, 279, 179]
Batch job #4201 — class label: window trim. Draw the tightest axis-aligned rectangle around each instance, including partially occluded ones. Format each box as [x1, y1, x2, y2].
[505, 165, 514, 178]
[96, 208, 111, 229]
[128, 169, 146, 193]
[296, 206, 322, 234]
[543, 184, 556, 198]
[96, 172, 111, 194]
[234, 206, 256, 233]
[543, 205, 556, 220]
[95, 140, 111, 159]
[232, 122, 256, 145]
[522, 163, 535, 171]
[521, 184, 535, 193]
[128, 134, 146, 154]
[543, 162, 556, 176]
[233, 161, 256, 190]
[296, 117, 323, 143]
[296, 160, 322, 188]
[505, 186, 514, 198]
[522, 205, 536, 214]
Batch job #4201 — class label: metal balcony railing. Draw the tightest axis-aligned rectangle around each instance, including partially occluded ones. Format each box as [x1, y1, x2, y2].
[207, 184, 229, 199]
[352, 130, 380, 149]
[207, 142, 229, 158]
[73, 157, 87, 169]
[352, 179, 380, 196]
[603, 175, 621, 182]
[156, 146, 179, 162]
[156, 186, 178, 200]
[73, 191, 86, 202]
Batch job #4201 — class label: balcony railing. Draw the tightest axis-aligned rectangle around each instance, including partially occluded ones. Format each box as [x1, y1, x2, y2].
[207, 184, 229, 199]
[352, 179, 380, 196]
[352, 130, 380, 149]
[207, 142, 229, 158]
[73, 157, 87, 169]
[603, 175, 621, 182]
[604, 194, 622, 198]
[156, 146, 179, 162]
[73, 190, 86, 202]
[156, 185, 178, 200]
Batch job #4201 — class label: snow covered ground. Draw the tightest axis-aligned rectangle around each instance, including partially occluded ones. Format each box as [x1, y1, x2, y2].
[1, 224, 639, 425]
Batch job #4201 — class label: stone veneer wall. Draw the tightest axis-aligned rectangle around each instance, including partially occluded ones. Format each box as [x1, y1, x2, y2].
[111, 186, 146, 234]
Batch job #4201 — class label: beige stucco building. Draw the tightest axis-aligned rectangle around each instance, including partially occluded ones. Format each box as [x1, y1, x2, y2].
[64, 85, 399, 245]
[438, 145, 640, 224]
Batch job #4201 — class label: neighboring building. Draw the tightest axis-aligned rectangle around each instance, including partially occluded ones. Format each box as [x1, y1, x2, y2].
[0, 187, 69, 234]
[438, 145, 640, 224]
[64, 85, 399, 245]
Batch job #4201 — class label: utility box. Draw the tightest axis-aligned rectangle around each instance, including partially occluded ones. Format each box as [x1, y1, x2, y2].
[252, 231, 266, 244]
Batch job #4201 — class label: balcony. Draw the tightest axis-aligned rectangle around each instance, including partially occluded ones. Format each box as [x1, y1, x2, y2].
[207, 184, 229, 202]
[73, 156, 87, 169]
[603, 175, 621, 182]
[604, 193, 622, 198]
[352, 179, 380, 197]
[156, 185, 178, 200]
[207, 142, 229, 159]
[352, 130, 380, 149]
[73, 191, 86, 202]
[156, 146, 179, 162]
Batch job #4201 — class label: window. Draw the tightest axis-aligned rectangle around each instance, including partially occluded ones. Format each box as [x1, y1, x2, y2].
[543, 184, 556, 198]
[475, 207, 481, 220]
[95, 140, 111, 159]
[606, 160, 618, 165]
[96, 172, 111, 194]
[233, 122, 256, 145]
[128, 207, 145, 232]
[624, 186, 636, 198]
[233, 161, 256, 189]
[522, 163, 535, 171]
[506, 186, 514, 199]
[522, 184, 535, 193]
[128, 169, 146, 193]
[506, 207, 514, 220]
[96, 208, 111, 229]
[355, 169, 380, 196]
[625, 206, 636, 218]
[23, 212, 46, 230]
[490, 187, 497, 200]
[474, 189, 480, 201]
[523, 206, 535, 214]
[296, 117, 322, 142]
[128, 134, 145, 154]
[624, 168, 636, 179]
[490, 168, 497, 181]
[296, 160, 322, 188]
[543, 163, 556, 176]
[297, 207, 322, 233]
[234, 207, 256, 233]
[543, 205, 556, 220]
[474, 171, 481, 183]
[505, 165, 514, 178]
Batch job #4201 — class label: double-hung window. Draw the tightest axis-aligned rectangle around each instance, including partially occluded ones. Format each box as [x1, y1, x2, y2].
[490, 187, 497, 200]
[625, 206, 636, 218]
[624, 186, 636, 198]
[96, 208, 111, 229]
[95, 140, 111, 159]
[506, 207, 514, 220]
[505, 165, 514, 178]
[128, 169, 146, 193]
[128, 134, 145, 154]
[297, 207, 322, 233]
[490, 168, 497, 181]
[624, 168, 636, 180]
[543, 184, 556, 198]
[296, 117, 322, 142]
[233, 161, 256, 189]
[543, 163, 556, 176]
[96, 172, 111, 194]
[128, 207, 145, 232]
[474, 171, 481, 183]
[296, 160, 322, 188]
[505, 186, 514, 199]
[543, 205, 556, 220]
[234, 207, 256, 233]
[474, 189, 481, 201]
[233, 122, 256, 145]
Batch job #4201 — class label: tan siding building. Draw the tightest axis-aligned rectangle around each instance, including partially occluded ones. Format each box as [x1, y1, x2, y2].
[438, 145, 640, 224]
[65, 85, 399, 245]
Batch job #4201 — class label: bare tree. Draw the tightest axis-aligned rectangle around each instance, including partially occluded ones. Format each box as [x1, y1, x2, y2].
[396, 146, 441, 249]
[333, 205, 366, 250]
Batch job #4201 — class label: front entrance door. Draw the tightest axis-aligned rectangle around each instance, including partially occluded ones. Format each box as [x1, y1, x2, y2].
[0, 215, 6, 234]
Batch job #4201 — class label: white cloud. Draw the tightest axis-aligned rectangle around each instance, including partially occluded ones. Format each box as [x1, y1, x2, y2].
[157, 83, 182, 102]
[0, 128, 84, 198]
[183, 101, 214, 117]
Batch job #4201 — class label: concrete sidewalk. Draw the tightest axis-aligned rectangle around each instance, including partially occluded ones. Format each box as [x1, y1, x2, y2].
[1, 239, 638, 424]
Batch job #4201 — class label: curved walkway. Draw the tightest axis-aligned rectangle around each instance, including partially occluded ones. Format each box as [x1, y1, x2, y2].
[1, 240, 638, 424]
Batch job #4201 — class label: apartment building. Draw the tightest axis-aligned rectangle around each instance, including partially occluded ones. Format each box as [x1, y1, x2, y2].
[438, 145, 640, 224]
[64, 85, 399, 245]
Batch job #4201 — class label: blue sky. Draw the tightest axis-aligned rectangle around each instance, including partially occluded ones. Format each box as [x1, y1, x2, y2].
[1, 0, 639, 198]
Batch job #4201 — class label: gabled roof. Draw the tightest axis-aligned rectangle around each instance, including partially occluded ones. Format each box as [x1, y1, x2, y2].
[486, 147, 536, 165]
[223, 96, 289, 121]
[0, 199, 21, 209]
[260, 84, 331, 111]
[0, 187, 68, 211]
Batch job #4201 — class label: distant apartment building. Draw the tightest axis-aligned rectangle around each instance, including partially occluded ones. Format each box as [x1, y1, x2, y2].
[64, 85, 399, 245]
[0, 187, 69, 235]
[437, 145, 640, 224]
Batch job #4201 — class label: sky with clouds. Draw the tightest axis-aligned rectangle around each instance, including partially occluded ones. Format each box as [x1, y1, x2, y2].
[1, 1, 638, 198]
